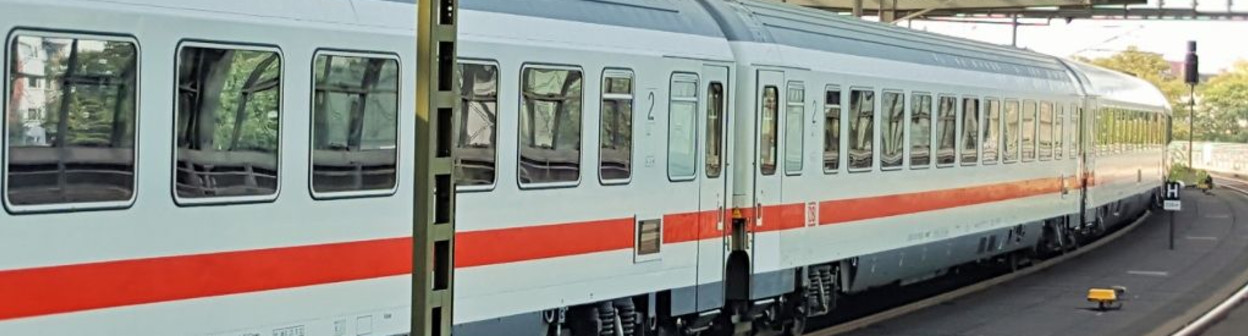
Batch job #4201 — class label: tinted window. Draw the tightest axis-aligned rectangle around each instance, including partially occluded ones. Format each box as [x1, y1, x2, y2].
[706, 82, 725, 178]
[983, 99, 1000, 164]
[176, 46, 281, 199]
[936, 96, 956, 166]
[600, 70, 633, 182]
[1004, 100, 1020, 162]
[458, 62, 499, 187]
[1022, 101, 1037, 161]
[881, 91, 904, 169]
[1055, 105, 1064, 160]
[312, 53, 399, 194]
[824, 89, 842, 173]
[7, 35, 137, 206]
[910, 94, 932, 168]
[849, 90, 874, 171]
[1039, 102, 1053, 161]
[962, 98, 980, 165]
[668, 74, 698, 180]
[519, 67, 582, 185]
[761, 86, 779, 175]
[785, 84, 805, 175]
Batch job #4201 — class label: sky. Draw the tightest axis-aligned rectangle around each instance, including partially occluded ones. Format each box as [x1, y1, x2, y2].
[904, 17, 1248, 75]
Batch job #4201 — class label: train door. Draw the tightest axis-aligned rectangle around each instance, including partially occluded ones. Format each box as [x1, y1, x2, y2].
[751, 70, 784, 300]
[1077, 101, 1091, 227]
[697, 64, 730, 311]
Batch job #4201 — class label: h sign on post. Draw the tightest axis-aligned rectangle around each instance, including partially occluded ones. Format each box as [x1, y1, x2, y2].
[1164, 182, 1182, 211]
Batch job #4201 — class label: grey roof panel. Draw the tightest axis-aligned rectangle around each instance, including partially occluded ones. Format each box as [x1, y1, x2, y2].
[702, 0, 1074, 80]
[459, 0, 725, 38]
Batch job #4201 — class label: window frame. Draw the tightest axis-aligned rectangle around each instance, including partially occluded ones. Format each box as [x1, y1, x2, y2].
[706, 81, 726, 179]
[935, 94, 957, 168]
[982, 98, 1001, 165]
[847, 87, 876, 173]
[307, 49, 402, 199]
[1003, 99, 1021, 164]
[784, 81, 806, 176]
[822, 85, 843, 174]
[1021, 100, 1038, 162]
[175, 41, 285, 205]
[880, 89, 906, 171]
[960, 96, 981, 166]
[453, 58, 500, 192]
[667, 72, 700, 182]
[5, 30, 142, 213]
[1038, 101, 1054, 161]
[599, 68, 635, 186]
[909, 92, 934, 170]
[516, 63, 586, 190]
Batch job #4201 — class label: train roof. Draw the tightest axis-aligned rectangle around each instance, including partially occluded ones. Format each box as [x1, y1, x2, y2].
[1063, 59, 1172, 114]
[700, 0, 1072, 82]
[460, 0, 726, 38]
[63, 0, 415, 31]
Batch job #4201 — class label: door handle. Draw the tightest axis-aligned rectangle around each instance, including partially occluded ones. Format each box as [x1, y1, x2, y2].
[756, 203, 763, 227]
[717, 205, 724, 231]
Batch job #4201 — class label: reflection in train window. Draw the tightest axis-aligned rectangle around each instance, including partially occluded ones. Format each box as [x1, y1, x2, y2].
[823, 88, 841, 173]
[457, 61, 499, 188]
[1003, 100, 1020, 163]
[1022, 101, 1037, 161]
[1038, 102, 1053, 161]
[669, 74, 698, 180]
[760, 86, 779, 175]
[880, 91, 904, 169]
[176, 45, 281, 200]
[1055, 105, 1064, 160]
[1072, 105, 1080, 157]
[600, 69, 633, 183]
[936, 96, 956, 167]
[311, 52, 400, 194]
[706, 82, 725, 178]
[910, 93, 932, 168]
[6, 34, 138, 206]
[785, 83, 805, 175]
[961, 98, 980, 165]
[519, 66, 582, 185]
[848, 89, 874, 171]
[983, 99, 1000, 164]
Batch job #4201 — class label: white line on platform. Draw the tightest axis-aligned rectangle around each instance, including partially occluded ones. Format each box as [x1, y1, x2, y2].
[1205, 214, 1231, 219]
[1128, 271, 1171, 277]
[1187, 236, 1219, 241]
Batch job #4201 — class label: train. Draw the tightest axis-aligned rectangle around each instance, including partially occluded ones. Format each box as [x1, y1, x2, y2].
[0, 0, 1169, 335]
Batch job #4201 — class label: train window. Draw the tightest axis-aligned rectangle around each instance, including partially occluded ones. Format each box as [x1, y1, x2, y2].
[982, 99, 1000, 165]
[519, 66, 583, 186]
[1021, 101, 1037, 162]
[636, 218, 662, 257]
[761, 86, 779, 175]
[880, 91, 904, 170]
[910, 93, 932, 168]
[600, 69, 633, 183]
[1003, 100, 1020, 163]
[458, 61, 500, 189]
[961, 98, 980, 166]
[1038, 102, 1053, 161]
[785, 83, 805, 175]
[311, 52, 400, 195]
[1056, 105, 1065, 160]
[1096, 109, 1107, 155]
[669, 73, 699, 180]
[177, 45, 281, 201]
[848, 89, 875, 171]
[935, 96, 956, 167]
[6, 34, 137, 208]
[706, 82, 725, 178]
[1072, 105, 1080, 156]
[823, 88, 842, 173]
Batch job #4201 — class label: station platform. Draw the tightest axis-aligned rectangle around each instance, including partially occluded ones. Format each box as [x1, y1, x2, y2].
[839, 183, 1248, 336]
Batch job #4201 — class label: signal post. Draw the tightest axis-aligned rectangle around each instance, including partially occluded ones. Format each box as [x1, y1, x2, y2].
[414, 0, 458, 336]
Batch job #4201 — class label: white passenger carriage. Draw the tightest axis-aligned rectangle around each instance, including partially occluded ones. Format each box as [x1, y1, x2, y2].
[0, 0, 1170, 335]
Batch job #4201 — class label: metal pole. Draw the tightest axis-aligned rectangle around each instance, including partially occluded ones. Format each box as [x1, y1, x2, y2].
[1189, 84, 1195, 168]
[1011, 14, 1020, 47]
[1169, 210, 1175, 250]
[853, 0, 863, 17]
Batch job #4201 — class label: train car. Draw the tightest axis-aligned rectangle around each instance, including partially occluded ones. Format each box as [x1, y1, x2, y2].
[1, 0, 1171, 336]
[2, 0, 417, 335]
[452, 0, 1169, 335]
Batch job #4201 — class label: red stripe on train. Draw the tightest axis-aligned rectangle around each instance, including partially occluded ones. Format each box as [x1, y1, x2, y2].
[0, 237, 411, 321]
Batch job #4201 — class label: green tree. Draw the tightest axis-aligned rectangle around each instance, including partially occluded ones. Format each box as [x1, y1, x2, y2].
[1195, 61, 1248, 143]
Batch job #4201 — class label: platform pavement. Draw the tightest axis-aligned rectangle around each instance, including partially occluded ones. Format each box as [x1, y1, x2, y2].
[839, 188, 1248, 336]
